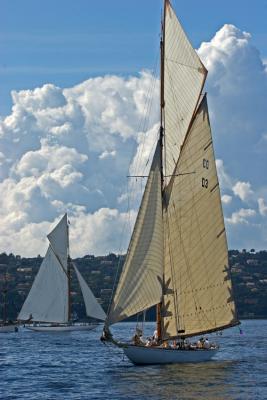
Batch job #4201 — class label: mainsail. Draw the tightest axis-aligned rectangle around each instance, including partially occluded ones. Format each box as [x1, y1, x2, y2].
[162, 96, 238, 339]
[18, 245, 69, 323]
[73, 264, 106, 321]
[105, 0, 239, 339]
[106, 142, 163, 326]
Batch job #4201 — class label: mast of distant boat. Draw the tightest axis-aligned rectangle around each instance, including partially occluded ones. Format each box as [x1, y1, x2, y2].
[67, 217, 71, 323]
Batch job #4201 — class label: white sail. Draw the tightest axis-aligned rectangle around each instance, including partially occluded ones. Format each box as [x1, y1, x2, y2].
[107, 142, 164, 326]
[73, 264, 106, 321]
[164, 0, 207, 183]
[18, 246, 68, 323]
[47, 213, 68, 271]
[162, 96, 238, 339]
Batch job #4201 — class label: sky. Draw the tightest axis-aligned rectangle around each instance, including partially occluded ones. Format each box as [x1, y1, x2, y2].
[0, 0, 267, 256]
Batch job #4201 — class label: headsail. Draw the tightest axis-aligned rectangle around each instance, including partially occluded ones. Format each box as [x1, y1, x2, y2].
[73, 263, 106, 321]
[163, 0, 207, 183]
[18, 246, 68, 323]
[18, 215, 69, 323]
[106, 142, 164, 326]
[162, 96, 239, 339]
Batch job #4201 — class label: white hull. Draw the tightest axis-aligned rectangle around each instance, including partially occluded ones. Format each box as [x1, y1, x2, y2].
[123, 345, 218, 365]
[26, 323, 98, 332]
[0, 324, 18, 333]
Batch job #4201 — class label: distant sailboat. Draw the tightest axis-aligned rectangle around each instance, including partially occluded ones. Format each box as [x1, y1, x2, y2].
[101, 0, 240, 364]
[0, 269, 18, 333]
[18, 214, 106, 332]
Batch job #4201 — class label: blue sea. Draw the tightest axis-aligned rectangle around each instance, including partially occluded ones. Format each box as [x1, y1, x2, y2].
[1, 320, 267, 400]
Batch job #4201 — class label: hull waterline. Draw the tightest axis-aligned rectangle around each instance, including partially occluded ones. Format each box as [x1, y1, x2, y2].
[26, 323, 98, 332]
[123, 345, 218, 365]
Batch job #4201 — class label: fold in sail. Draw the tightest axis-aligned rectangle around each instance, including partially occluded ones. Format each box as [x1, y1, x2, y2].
[18, 246, 68, 323]
[162, 96, 238, 339]
[106, 142, 164, 326]
[163, 0, 207, 183]
[73, 264, 106, 321]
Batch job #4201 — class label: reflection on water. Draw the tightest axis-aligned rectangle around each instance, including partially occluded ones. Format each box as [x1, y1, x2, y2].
[111, 361, 238, 400]
[1, 320, 267, 400]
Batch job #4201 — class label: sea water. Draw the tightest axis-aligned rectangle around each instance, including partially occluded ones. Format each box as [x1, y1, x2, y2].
[1, 320, 267, 400]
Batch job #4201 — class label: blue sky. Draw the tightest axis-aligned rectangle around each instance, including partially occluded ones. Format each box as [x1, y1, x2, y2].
[1, 0, 267, 115]
[0, 0, 267, 256]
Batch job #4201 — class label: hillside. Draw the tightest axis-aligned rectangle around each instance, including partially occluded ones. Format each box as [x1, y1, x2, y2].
[0, 250, 266, 320]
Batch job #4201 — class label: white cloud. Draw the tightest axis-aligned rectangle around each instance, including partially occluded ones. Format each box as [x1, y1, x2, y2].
[221, 194, 232, 204]
[0, 23, 267, 255]
[232, 181, 253, 201]
[99, 150, 116, 160]
[0, 71, 159, 256]
[258, 198, 267, 216]
[226, 208, 256, 225]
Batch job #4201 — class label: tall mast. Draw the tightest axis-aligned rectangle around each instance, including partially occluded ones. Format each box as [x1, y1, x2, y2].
[156, 0, 167, 342]
[67, 216, 71, 322]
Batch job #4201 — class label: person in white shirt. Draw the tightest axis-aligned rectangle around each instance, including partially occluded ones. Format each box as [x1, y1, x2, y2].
[204, 338, 210, 349]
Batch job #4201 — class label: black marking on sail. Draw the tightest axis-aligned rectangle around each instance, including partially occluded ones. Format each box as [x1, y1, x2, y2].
[161, 300, 173, 317]
[157, 275, 163, 289]
[227, 287, 234, 303]
[163, 277, 174, 295]
[210, 182, 219, 193]
[224, 275, 231, 282]
[204, 140, 212, 151]
[178, 329, 185, 334]
[217, 228, 225, 238]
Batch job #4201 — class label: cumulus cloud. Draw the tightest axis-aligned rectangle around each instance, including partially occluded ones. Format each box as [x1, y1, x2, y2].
[0, 71, 159, 256]
[221, 194, 232, 205]
[258, 198, 267, 216]
[226, 208, 256, 225]
[0, 23, 267, 255]
[99, 150, 116, 160]
[232, 181, 253, 201]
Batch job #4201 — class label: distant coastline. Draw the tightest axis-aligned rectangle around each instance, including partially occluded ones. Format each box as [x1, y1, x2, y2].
[0, 249, 266, 320]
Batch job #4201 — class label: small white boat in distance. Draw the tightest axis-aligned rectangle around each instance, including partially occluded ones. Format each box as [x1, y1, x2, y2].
[27, 323, 98, 332]
[18, 214, 106, 332]
[101, 0, 240, 364]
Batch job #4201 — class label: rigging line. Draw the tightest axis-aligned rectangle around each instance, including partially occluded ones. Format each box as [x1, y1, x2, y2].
[130, 54, 159, 182]
[127, 171, 195, 178]
[106, 50, 160, 320]
[127, 65, 159, 234]
[127, 74, 158, 221]
[106, 180, 131, 316]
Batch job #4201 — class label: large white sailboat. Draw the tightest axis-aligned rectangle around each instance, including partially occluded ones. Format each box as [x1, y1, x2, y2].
[18, 214, 106, 332]
[101, 0, 240, 364]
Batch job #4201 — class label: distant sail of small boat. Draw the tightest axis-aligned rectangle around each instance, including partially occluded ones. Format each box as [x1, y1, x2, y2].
[101, 0, 240, 364]
[18, 214, 106, 332]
